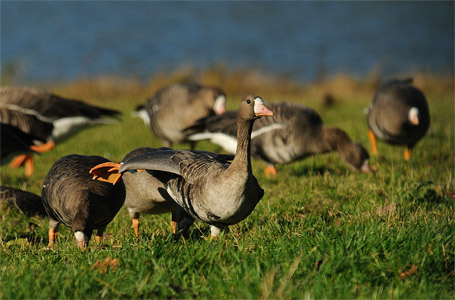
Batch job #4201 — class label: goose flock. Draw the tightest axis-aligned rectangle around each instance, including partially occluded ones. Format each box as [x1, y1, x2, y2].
[0, 78, 430, 248]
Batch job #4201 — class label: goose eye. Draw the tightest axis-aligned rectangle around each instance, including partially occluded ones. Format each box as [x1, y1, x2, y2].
[246, 100, 251, 104]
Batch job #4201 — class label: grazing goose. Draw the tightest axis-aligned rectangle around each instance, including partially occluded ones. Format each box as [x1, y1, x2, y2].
[0, 186, 47, 217]
[367, 78, 430, 160]
[0, 123, 47, 163]
[120, 147, 192, 237]
[185, 101, 371, 177]
[41, 154, 125, 249]
[135, 82, 226, 149]
[90, 95, 273, 239]
[0, 86, 121, 176]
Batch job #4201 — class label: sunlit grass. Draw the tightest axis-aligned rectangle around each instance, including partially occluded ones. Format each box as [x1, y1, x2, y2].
[0, 70, 454, 299]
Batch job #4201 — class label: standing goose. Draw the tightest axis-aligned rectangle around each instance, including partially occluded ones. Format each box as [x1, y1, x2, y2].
[0, 86, 121, 176]
[120, 147, 196, 237]
[90, 95, 273, 239]
[185, 101, 371, 177]
[0, 186, 47, 217]
[41, 154, 126, 249]
[135, 82, 226, 149]
[367, 78, 430, 160]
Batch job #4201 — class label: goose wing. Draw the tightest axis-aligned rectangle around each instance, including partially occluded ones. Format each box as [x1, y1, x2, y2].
[120, 149, 232, 184]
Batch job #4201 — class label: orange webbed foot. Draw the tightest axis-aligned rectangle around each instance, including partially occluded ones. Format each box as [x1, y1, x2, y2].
[265, 165, 278, 178]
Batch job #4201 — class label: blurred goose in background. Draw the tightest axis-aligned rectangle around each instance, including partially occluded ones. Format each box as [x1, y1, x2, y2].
[90, 95, 273, 239]
[185, 101, 371, 177]
[0, 86, 121, 176]
[135, 82, 226, 149]
[0, 186, 47, 217]
[0, 123, 47, 164]
[41, 154, 126, 249]
[120, 147, 194, 237]
[367, 78, 430, 160]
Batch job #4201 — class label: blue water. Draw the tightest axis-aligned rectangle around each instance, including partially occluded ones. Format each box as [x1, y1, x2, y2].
[1, 1, 453, 83]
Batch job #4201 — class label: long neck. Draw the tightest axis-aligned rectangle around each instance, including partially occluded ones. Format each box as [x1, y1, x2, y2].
[322, 126, 352, 152]
[229, 118, 254, 174]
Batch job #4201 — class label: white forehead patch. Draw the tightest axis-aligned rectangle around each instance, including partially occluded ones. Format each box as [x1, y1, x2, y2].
[253, 97, 264, 105]
[408, 107, 420, 125]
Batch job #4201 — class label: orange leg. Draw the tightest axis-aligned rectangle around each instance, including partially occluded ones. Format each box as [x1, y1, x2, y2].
[10, 154, 30, 168]
[368, 130, 378, 155]
[265, 165, 277, 178]
[48, 228, 57, 247]
[95, 235, 103, 244]
[171, 220, 177, 234]
[404, 148, 412, 161]
[24, 155, 34, 177]
[132, 218, 140, 237]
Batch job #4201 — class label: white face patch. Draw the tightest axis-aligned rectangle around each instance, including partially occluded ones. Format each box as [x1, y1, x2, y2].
[408, 107, 420, 125]
[74, 231, 87, 243]
[253, 97, 265, 114]
[213, 95, 226, 115]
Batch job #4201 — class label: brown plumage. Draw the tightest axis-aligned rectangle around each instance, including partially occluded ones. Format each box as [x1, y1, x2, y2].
[0, 86, 121, 176]
[90, 95, 273, 238]
[0, 186, 46, 217]
[367, 78, 430, 160]
[121, 147, 191, 236]
[41, 154, 125, 249]
[135, 82, 226, 148]
[186, 101, 371, 176]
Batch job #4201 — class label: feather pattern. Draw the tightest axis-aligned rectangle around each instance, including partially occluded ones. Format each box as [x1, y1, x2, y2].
[187, 101, 370, 171]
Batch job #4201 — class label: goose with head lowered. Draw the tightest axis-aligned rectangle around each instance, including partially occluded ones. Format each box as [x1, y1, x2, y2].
[185, 101, 371, 177]
[0, 86, 121, 176]
[90, 95, 273, 239]
[367, 78, 430, 160]
[1, 186, 47, 217]
[120, 147, 198, 237]
[135, 82, 226, 149]
[42, 154, 126, 249]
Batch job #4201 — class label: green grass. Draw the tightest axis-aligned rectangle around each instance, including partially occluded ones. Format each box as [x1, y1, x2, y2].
[1, 74, 454, 299]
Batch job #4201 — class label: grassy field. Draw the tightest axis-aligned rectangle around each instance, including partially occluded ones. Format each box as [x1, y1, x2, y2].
[0, 70, 454, 299]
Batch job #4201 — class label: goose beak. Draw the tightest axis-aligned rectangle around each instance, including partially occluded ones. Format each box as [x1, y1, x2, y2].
[254, 97, 274, 117]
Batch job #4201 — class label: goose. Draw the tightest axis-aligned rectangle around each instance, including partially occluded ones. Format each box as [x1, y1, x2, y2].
[185, 101, 371, 177]
[90, 95, 273, 239]
[0, 86, 121, 176]
[0, 123, 47, 163]
[367, 78, 430, 160]
[0, 186, 47, 217]
[41, 154, 126, 249]
[120, 147, 195, 237]
[135, 82, 226, 149]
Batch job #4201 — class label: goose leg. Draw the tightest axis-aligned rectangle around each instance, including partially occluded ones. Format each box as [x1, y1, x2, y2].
[48, 219, 60, 247]
[265, 165, 277, 178]
[129, 208, 141, 237]
[368, 130, 378, 155]
[404, 147, 412, 161]
[172, 207, 194, 238]
[96, 227, 106, 244]
[24, 155, 34, 177]
[10, 153, 31, 168]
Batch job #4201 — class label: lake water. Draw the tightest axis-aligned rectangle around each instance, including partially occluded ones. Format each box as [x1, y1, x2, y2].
[1, 1, 453, 83]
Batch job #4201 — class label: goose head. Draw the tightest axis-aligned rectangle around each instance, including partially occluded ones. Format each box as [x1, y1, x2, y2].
[238, 95, 274, 121]
[339, 142, 371, 173]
